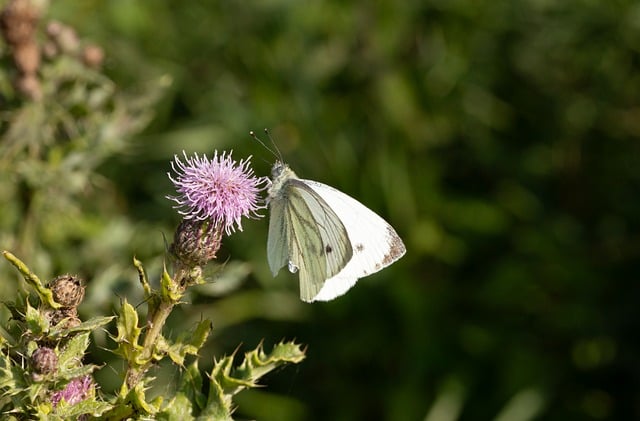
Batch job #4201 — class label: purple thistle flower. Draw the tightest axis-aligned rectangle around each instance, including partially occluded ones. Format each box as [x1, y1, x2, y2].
[167, 151, 268, 234]
[51, 375, 94, 407]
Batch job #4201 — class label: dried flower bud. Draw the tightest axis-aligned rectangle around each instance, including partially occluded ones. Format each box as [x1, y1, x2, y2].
[45, 20, 63, 38]
[170, 219, 223, 267]
[49, 274, 85, 308]
[16, 73, 41, 100]
[55, 25, 79, 53]
[0, 0, 40, 46]
[46, 306, 81, 329]
[82, 44, 104, 69]
[42, 40, 59, 59]
[31, 347, 58, 375]
[13, 41, 40, 74]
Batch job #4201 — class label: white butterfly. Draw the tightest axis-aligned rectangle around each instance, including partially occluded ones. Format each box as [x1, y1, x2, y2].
[267, 160, 406, 302]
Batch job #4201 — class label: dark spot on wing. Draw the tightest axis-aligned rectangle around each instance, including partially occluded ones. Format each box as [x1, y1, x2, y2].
[382, 228, 407, 266]
[325, 244, 333, 254]
[355, 243, 364, 252]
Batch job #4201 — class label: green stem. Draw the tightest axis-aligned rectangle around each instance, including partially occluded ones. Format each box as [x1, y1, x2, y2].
[125, 268, 189, 389]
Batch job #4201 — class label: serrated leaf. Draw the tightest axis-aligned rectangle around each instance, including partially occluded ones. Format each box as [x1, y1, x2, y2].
[53, 396, 112, 418]
[167, 320, 212, 366]
[114, 299, 143, 362]
[49, 316, 115, 339]
[2, 251, 62, 309]
[203, 341, 306, 420]
[24, 302, 48, 336]
[182, 361, 205, 410]
[234, 341, 306, 383]
[57, 332, 90, 372]
[129, 380, 159, 416]
[161, 264, 182, 302]
[157, 392, 195, 421]
[200, 376, 233, 421]
[0, 353, 27, 395]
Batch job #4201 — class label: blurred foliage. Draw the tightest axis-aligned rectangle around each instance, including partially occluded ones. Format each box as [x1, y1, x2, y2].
[2, 0, 639, 420]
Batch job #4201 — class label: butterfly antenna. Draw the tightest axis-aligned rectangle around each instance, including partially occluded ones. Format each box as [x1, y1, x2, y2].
[263, 128, 284, 162]
[250, 129, 280, 160]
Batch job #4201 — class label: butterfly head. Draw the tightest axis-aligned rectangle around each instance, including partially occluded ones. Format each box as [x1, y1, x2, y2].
[268, 160, 298, 202]
[271, 160, 286, 180]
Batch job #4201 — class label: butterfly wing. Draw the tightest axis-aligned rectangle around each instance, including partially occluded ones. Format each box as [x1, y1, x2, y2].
[268, 178, 353, 302]
[266, 194, 291, 277]
[300, 179, 406, 301]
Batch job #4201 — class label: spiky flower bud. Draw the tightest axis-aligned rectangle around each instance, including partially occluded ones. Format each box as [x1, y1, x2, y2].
[170, 219, 223, 267]
[0, 0, 40, 46]
[31, 346, 58, 375]
[46, 306, 82, 329]
[49, 274, 85, 308]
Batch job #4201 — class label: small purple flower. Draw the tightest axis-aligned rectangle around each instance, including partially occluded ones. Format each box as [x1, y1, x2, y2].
[167, 151, 267, 234]
[51, 375, 94, 407]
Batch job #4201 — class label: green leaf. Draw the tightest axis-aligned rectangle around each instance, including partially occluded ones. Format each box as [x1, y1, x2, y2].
[133, 257, 152, 298]
[128, 380, 159, 416]
[113, 299, 143, 363]
[57, 332, 90, 371]
[157, 361, 206, 419]
[0, 352, 27, 396]
[167, 320, 212, 366]
[161, 263, 182, 302]
[234, 341, 306, 384]
[53, 396, 112, 418]
[201, 341, 306, 420]
[24, 302, 48, 336]
[2, 251, 61, 309]
[49, 316, 115, 340]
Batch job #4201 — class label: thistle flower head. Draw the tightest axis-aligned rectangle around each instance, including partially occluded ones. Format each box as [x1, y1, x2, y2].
[50, 375, 93, 407]
[167, 151, 267, 235]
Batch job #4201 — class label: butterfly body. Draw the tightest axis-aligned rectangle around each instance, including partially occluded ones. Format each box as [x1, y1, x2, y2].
[267, 160, 406, 302]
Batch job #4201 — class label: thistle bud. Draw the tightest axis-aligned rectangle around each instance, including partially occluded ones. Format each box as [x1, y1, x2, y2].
[170, 219, 223, 267]
[49, 274, 85, 308]
[31, 346, 58, 375]
[51, 375, 94, 407]
[46, 306, 81, 329]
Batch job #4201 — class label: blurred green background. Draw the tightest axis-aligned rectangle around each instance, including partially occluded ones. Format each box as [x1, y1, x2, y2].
[2, 0, 640, 419]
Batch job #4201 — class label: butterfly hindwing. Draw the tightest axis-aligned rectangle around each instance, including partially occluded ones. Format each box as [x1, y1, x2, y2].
[266, 195, 290, 277]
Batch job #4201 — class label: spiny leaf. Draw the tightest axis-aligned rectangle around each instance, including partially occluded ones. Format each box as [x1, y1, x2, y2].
[113, 300, 143, 362]
[52, 398, 112, 419]
[161, 263, 182, 302]
[234, 341, 306, 382]
[128, 380, 160, 416]
[24, 302, 48, 336]
[203, 341, 306, 420]
[57, 332, 90, 372]
[49, 316, 115, 340]
[167, 320, 212, 366]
